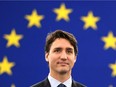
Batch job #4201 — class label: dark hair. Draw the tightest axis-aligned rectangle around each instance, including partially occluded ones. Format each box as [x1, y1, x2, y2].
[45, 30, 78, 56]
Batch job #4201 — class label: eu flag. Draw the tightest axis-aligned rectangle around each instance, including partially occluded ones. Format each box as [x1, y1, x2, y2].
[0, 1, 116, 87]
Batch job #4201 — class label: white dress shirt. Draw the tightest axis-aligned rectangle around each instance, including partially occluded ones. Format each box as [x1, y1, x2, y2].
[48, 74, 72, 87]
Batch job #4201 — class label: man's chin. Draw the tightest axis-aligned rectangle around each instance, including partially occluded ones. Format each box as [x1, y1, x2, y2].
[58, 70, 69, 75]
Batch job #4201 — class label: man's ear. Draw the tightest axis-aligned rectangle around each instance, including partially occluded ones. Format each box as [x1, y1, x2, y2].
[45, 52, 49, 62]
[74, 56, 77, 63]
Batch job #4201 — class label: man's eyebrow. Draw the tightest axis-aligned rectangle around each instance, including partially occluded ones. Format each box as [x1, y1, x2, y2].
[53, 47, 73, 50]
[53, 47, 62, 50]
[66, 48, 73, 50]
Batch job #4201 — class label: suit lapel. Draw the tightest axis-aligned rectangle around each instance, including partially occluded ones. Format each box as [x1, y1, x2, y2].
[43, 78, 51, 87]
[72, 80, 76, 87]
[72, 80, 81, 87]
[72, 80, 85, 87]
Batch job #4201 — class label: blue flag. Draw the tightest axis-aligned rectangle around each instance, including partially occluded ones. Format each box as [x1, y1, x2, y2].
[0, 1, 116, 87]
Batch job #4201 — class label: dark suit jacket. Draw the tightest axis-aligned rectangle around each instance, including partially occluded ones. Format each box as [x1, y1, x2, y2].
[31, 78, 86, 87]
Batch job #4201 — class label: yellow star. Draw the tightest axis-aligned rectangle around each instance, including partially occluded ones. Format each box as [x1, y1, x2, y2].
[25, 9, 44, 28]
[11, 84, 15, 87]
[81, 11, 100, 30]
[0, 56, 15, 75]
[53, 3, 72, 21]
[4, 29, 23, 48]
[109, 85, 113, 87]
[109, 62, 116, 77]
[101, 31, 116, 50]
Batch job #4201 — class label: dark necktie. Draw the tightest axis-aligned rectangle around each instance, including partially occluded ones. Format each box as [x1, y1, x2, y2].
[57, 83, 66, 87]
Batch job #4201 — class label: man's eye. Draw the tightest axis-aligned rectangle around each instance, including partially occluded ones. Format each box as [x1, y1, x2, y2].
[54, 50, 60, 52]
[67, 50, 73, 54]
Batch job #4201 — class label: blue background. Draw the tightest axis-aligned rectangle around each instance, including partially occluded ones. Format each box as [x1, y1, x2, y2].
[0, 1, 116, 87]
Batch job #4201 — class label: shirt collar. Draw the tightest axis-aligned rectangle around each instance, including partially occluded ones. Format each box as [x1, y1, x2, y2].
[48, 74, 72, 87]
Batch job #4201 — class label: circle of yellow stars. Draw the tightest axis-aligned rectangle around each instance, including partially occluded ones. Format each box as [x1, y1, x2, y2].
[1, 3, 116, 87]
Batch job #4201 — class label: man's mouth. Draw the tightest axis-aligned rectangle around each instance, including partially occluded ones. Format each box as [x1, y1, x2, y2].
[57, 62, 69, 65]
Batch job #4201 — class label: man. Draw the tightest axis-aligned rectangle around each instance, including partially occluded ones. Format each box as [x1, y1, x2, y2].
[31, 30, 86, 87]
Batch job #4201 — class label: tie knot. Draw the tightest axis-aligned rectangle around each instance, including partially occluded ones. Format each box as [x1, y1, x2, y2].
[57, 83, 66, 87]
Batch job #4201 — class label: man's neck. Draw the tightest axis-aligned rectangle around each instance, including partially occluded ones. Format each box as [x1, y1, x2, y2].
[50, 71, 71, 83]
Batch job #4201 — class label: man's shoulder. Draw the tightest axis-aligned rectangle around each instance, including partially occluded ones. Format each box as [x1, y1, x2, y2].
[30, 78, 50, 87]
[73, 80, 87, 87]
[30, 81, 44, 87]
[30, 78, 87, 87]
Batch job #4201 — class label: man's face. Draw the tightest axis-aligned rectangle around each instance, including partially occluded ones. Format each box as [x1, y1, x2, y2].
[45, 38, 76, 75]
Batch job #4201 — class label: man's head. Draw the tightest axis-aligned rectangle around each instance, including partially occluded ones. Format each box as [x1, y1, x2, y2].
[45, 30, 78, 56]
[45, 30, 78, 76]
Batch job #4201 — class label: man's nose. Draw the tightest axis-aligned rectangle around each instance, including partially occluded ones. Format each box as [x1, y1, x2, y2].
[60, 51, 67, 60]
